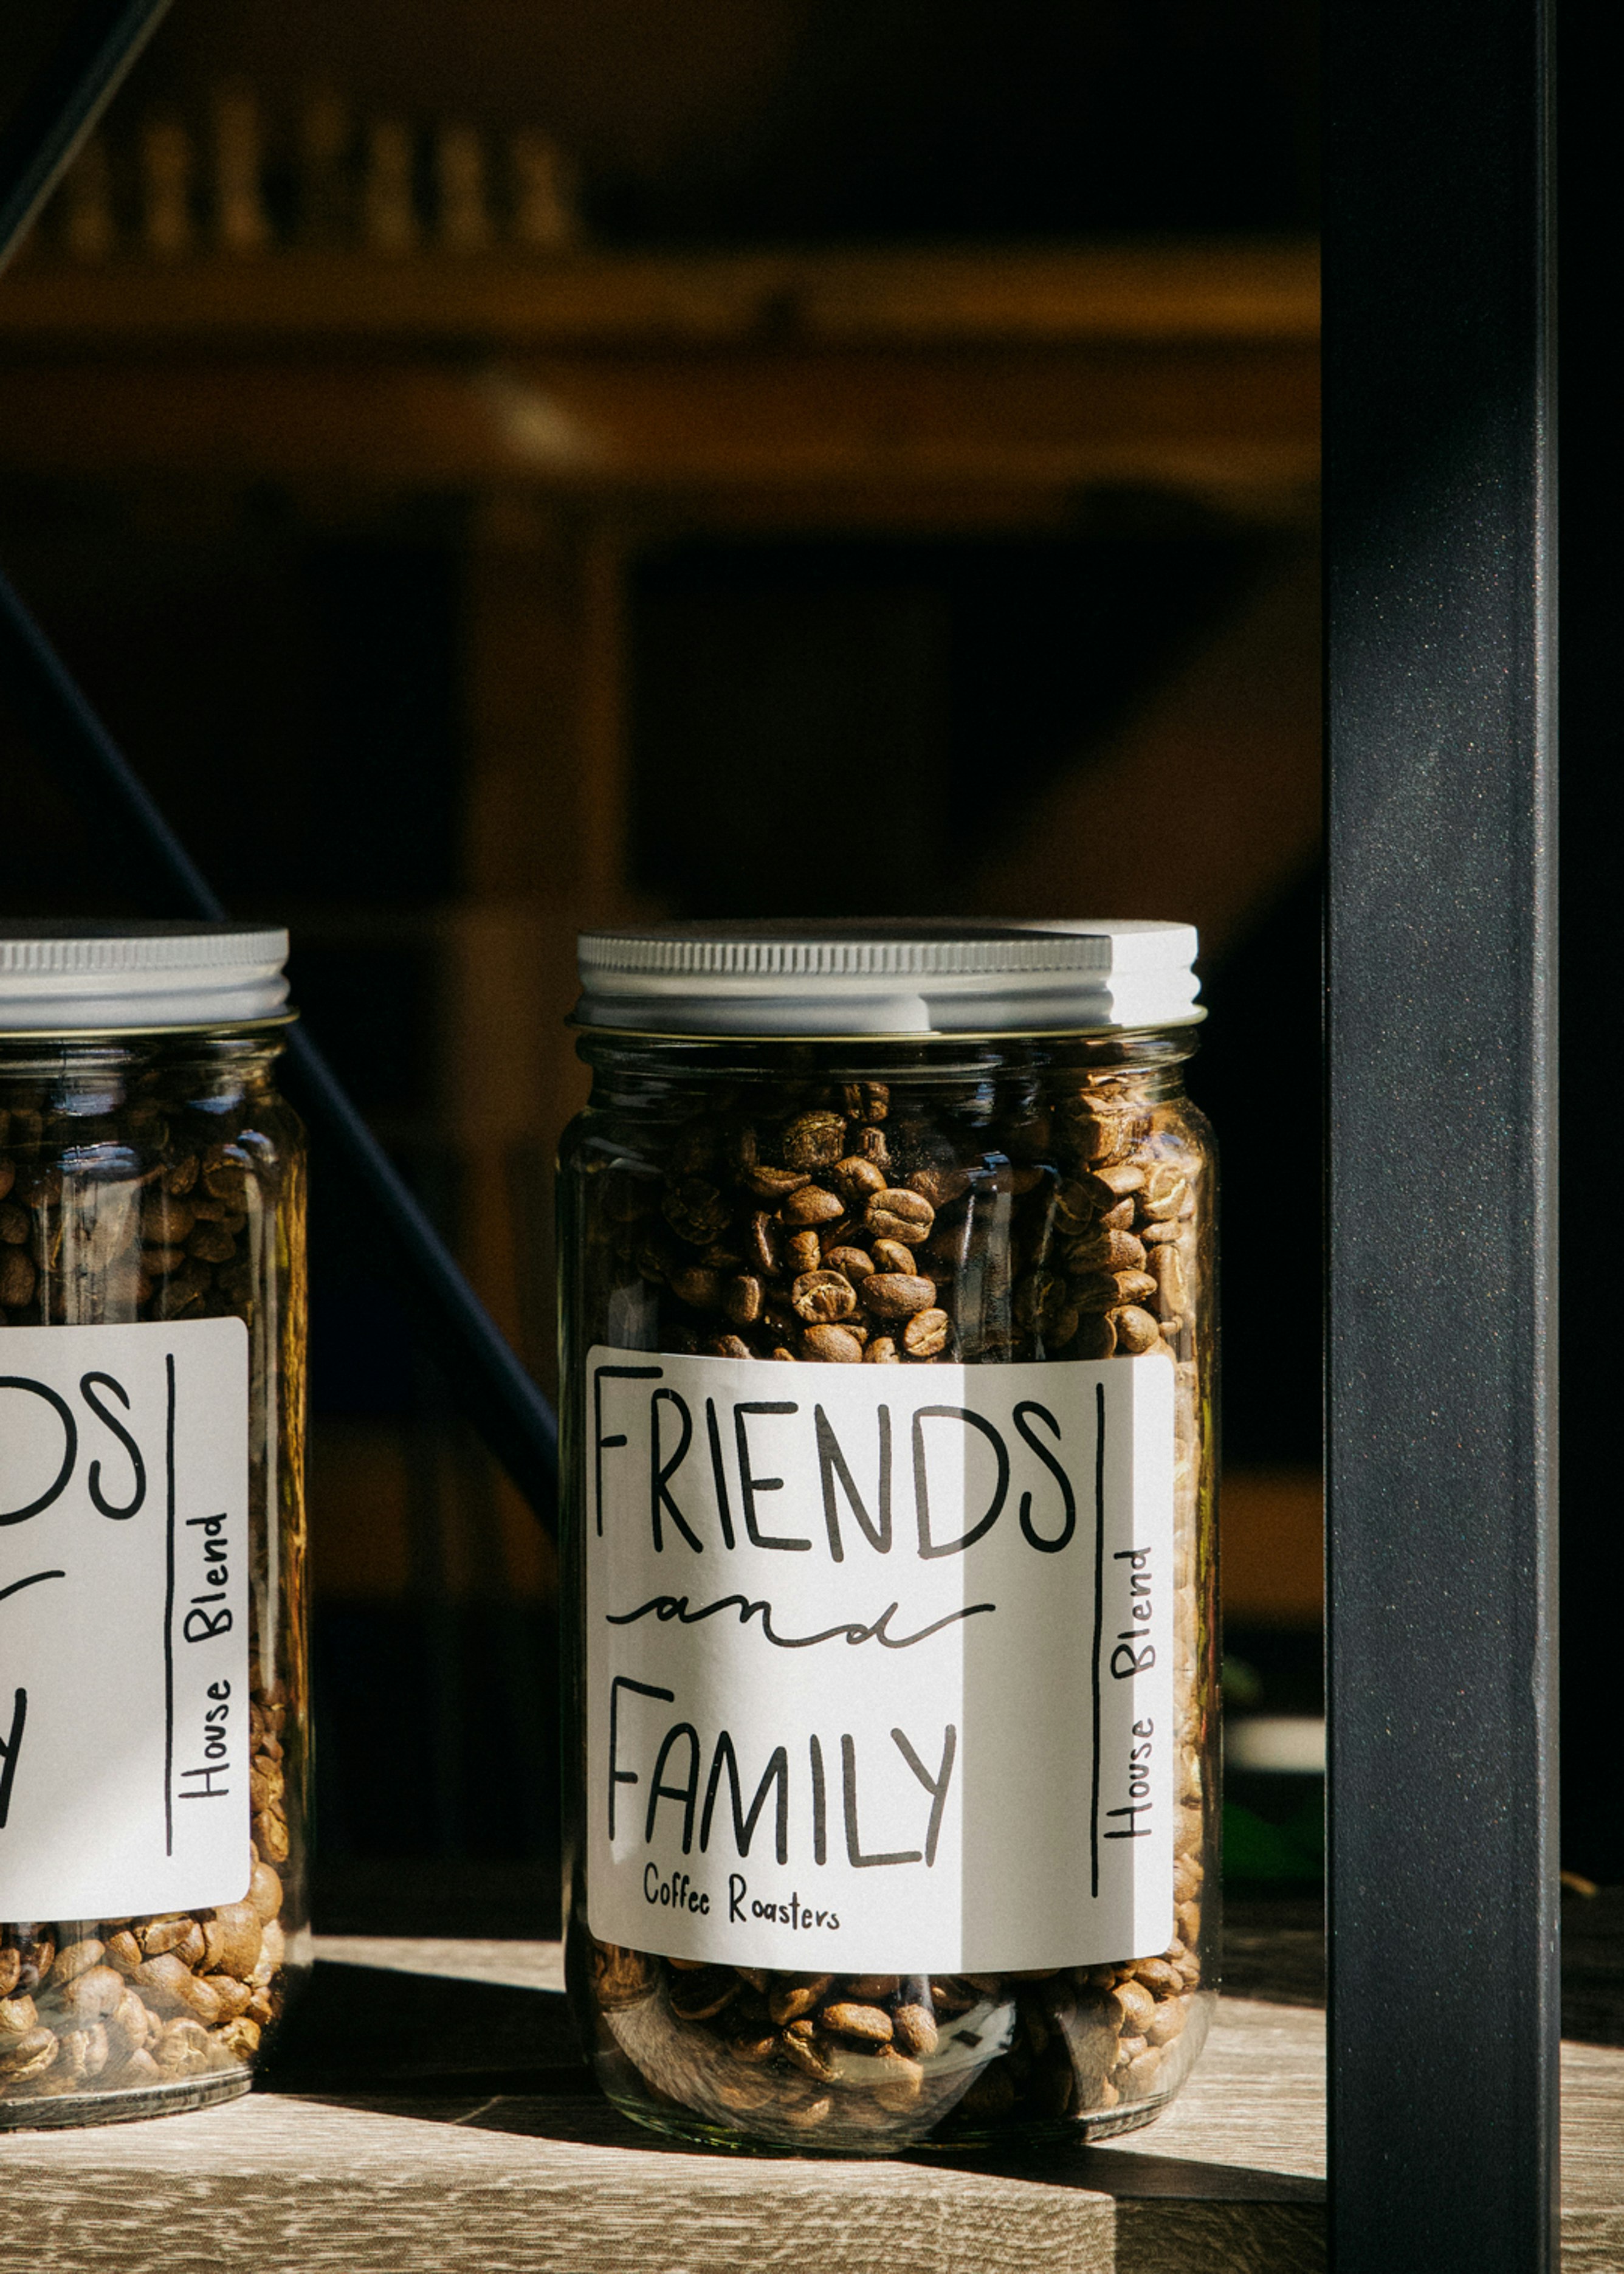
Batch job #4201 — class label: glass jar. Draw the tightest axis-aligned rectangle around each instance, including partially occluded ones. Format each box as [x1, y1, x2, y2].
[1, 925, 308, 2128]
[559, 922, 1217, 2155]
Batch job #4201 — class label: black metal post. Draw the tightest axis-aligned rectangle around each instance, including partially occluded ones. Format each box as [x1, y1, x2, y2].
[1325, 0, 1557, 2267]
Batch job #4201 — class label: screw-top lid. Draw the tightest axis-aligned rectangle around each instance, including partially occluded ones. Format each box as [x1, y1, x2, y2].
[0, 922, 291, 1032]
[575, 920, 1202, 1037]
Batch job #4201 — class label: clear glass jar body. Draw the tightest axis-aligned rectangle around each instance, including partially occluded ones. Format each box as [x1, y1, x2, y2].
[560, 1030, 1217, 2154]
[1, 1029, 308, 2126]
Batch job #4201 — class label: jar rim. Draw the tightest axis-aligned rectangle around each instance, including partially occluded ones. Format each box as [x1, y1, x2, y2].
[0, 1014, 297, 1044]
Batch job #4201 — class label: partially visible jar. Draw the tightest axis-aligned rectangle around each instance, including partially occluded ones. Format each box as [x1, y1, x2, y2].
[559, 922, 1217, 2155]
[1, 925, 308, 2127]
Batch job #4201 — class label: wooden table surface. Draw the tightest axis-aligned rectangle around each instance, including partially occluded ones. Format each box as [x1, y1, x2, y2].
[4, 1931, 1620, 2272]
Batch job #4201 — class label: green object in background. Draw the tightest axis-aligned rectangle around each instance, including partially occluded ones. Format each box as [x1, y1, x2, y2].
[1224, 1794, 1325, 1883]
[1220, 1654, 1265, 1710]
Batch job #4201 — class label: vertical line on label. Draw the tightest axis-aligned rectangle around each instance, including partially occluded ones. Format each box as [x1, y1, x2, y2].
[1089, 1379, 1106, 1900]
[163, 1351, 177, 1859]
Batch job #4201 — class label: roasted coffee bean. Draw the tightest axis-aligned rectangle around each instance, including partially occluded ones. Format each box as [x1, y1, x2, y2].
[891, 2002, 940, 2058]
[1065, 1227, 1147, 1275]
[663, 1179, 731, 1246]
[1138, 1165, 1188, 1222]
[783, 1112, 847, 1170]
[900, 1308, 950, 1357]
[1108, 1980, 1157, 2036]
[670, 1264, 722, 1309]
[831, 1155, 887, 1206]
[1151, 1244, 1188, 1318]
[201, 1904, 263, 1980]
[864, 1188, 934, 1246]
[745, 1211, 783, 1274]
[1074, 1269, 1158, 1313]
[744, 1165, 810, 1202]
[722, 1273, 766, 1326]
[1111, 1305, 1162, 1356]
[821, 2001, 893, 2044]
[0, 1249, 35, 1308]
[789, 1269, 856, 1325]
[781, 2019, 841, 2083]
[861, 1273, 937, 1320]
[780, 1184, 845, 1228]
[46, 1938, 104, 1987]
[769, 1977, 833, 2025]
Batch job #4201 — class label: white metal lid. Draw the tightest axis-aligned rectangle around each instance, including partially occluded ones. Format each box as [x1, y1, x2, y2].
[575, 920, 1202, 1037]
[0, 923, 291, 1032]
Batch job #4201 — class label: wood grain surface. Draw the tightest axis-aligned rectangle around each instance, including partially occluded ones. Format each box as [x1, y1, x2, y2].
[1, 1937, 1617, 2272]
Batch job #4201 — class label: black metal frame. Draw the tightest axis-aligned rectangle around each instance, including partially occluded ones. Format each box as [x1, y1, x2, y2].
[1324, 0, 1558, 2262]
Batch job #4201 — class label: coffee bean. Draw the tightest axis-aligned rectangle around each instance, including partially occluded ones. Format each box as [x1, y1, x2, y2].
[1138, 1166, 1188, 1222]
[1151, 1243, 1188, 1318]
[821, 2001, 893, 2043]
[783, 1112, 847, 1170]
[791, 1270, 858, 1325]
[862, 1273, 936, 1320]
[783, 1227, 824, 1277]
[780, 1184, 845, 1228]
[0, 1249, 35, 1308]
[1110, 1305, 1162, 1356]
[1065, 1227, 1147, 1275]
[781, 2019, 841, 2082]
[864, 1188, 935, 1246]
[831, 1156, 887, 1206]
[891, 2002, 940, 2058]
[663, 1179, 731, 1246]
[745, 1165, 811, 1203]
[769, 1976, 831, 2024]
[723, 1274, 766, 1326]
[901, 1307, 951, 1357]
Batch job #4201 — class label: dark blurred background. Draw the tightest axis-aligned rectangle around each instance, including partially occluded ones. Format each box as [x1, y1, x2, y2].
[0, 0, 1327, 1926]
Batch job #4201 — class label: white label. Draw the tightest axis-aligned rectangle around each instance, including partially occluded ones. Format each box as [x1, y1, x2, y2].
[0, 1320, 251, 1920]
[585, 1346, 1174, 1974]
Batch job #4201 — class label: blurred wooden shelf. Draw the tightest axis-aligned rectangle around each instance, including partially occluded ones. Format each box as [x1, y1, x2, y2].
[0, 242, 1319, 347]
[1222, 1468, 1323, 1628]
[0, 243, 1318, 517]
